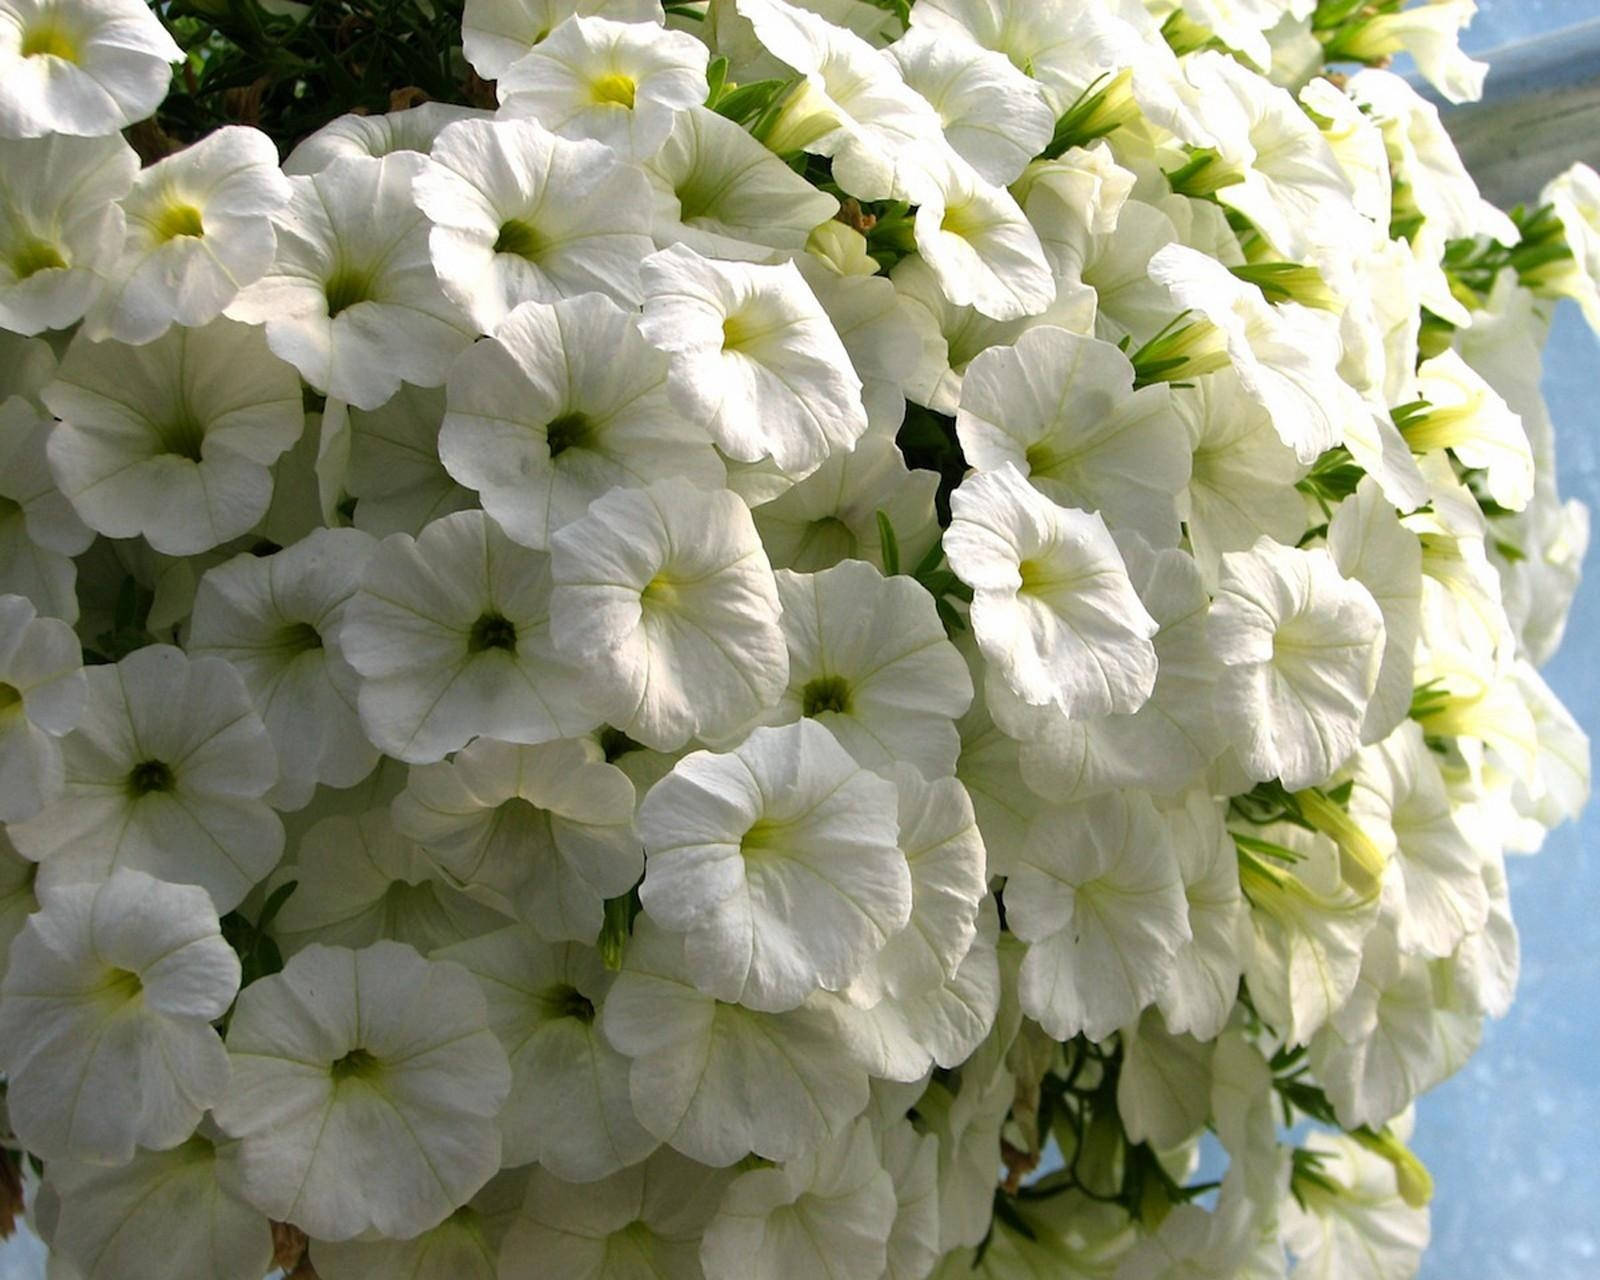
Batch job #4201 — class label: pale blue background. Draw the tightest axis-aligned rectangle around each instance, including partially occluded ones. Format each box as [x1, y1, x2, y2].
[4, 3, 1597, 1276]
[1406, 7, 1600, 1277]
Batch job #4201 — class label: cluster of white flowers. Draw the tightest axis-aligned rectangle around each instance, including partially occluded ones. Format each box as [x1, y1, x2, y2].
[0, 0, 1593, 1276]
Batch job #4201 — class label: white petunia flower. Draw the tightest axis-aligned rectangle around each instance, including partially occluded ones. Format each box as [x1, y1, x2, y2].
[878, 1115, 940, 1280]
[415, 116, 656, 331]
[84, 126, 291, 344]
[0, 334, 92, 621]
[268, 810, 512, 958]
[0, 869, 238, 1163]
[47, 1133, 272, 1280]
[1327, 476, 1423, 747]
[309, 1171, 526, 1280]
[1350, 721, 1488, 960]
[0, 830, 36, 986]
[761, 561, 972, 778]
[1184, 50, 1360, 260]
[1340, 0, 1486, 105]
[637, 719, 910, 1011]
[911, 148, 1055, 322]
[1055, 197, 1188, 351]
[1149, 243, 1356, 465]
[1007, 791, 1191, 1042]
[0, 0, 181, 138]
[1408, 349, 1535, 513]
[341, 509, 599, 763]
[1000, 537, 1223, 804]
[7, 645, 282, 914]
[1280, 1128, 1430, 1279]
[1349, 69, 1515, 268]
[736, 0, 946, 203]
[0, 592, 84, 823]
[599, 915, 873, 1164]
[945, 463, 1159, 719]
[911, 0, 1204, 142]
[500, 1149, 733, 1280]
[43, 318, 303, 556]
[648, 105, 840, 261]
[463, 0, 664, 80]
[915, 1048, 1014, 1251]
[440, 293, 722, 551]
[891, 252, 1028, 414]
[227, 153, 473, 410]
[1175, 0, 1285, 70]
[637, 243, 869, 477]
[1309, 925, 1446, 1130]
[1156, 789, 1251, 1041]
[342, 383, 475, 538]
[1239, 823, 1380, 1046]
[794, 254, 924, 431]
[956, 325, 1190, 548]
[0, 132, 136, 334]
[549, 478, 787, 751]
[1543, 162, 1600, 333]
[213, 942, 512, 1242]
[1209, 537, 1385, 791]
[496, 14, 708, 160]
[282, 102, 487, 175]
[1176, 366, 1309, 588]
[391, 735, 641, 942]
[753, 431, 940, 574]
[188, 529, 380, 808]
[885, 27, 1054, 187]
[701, 1117, 897, 1280]
[826, 892, 1001, 1082]
[953, 631, 1042, 877]
[1115, 1007, 1212, 1151]
[439, 926, 657, 1178]
[847, 764, 987, 1005]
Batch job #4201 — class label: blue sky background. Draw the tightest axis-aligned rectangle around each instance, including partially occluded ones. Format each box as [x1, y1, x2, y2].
[5, 4, 1598, 1277]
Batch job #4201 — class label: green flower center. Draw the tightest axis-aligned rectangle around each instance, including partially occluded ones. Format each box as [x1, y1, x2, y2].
[641, 575, 679, 609]
[20, 24, 77, 61]
[0, 682, 21, 719]
[157, 411, 207, 463]
[9, 237, 67, 280]
[276, 621, 323, 655]
[98, 967, 143, 1002]
[126, 759, 176, 798]
[330, 1048, 382, 1082]
[675, 167, 724, 223]
[152, 201, 205, 243]
[545, 411, 591, 459]
[540, 982, 596, 1024]
[493, 218, 546, 262]
[324, 266, 374, 318]
[740, 818, 786, 861]
[468, 611, 518, 654]
[801, 674, 852, 717]
[793, 516, 856, 570]
[940, 199, 983, 239]
[590, 73, 636, 109]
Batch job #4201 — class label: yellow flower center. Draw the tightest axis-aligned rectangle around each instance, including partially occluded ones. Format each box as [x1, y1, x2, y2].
[21, 24, 77, 62]
[8, 237, 67, 281]
[153, 201, 206, 243]
[590, 72, 637, 109]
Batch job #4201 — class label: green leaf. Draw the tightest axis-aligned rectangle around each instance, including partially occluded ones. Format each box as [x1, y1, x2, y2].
[875, 509, 901, 576]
